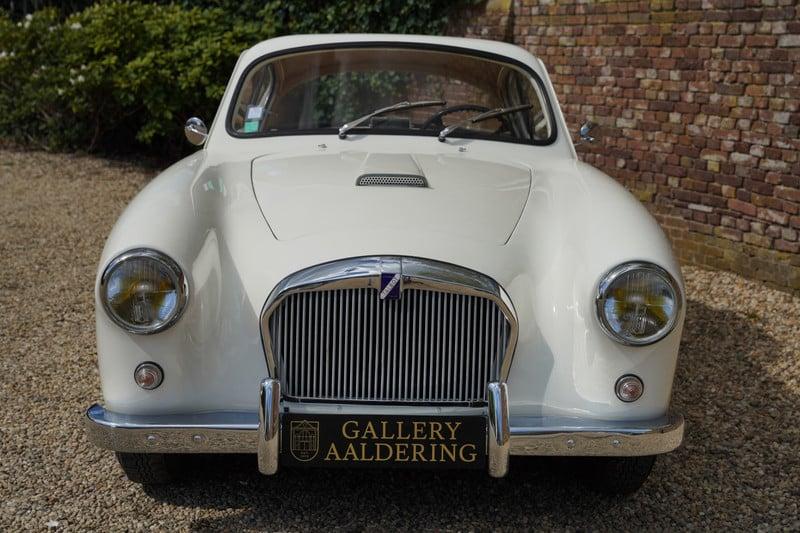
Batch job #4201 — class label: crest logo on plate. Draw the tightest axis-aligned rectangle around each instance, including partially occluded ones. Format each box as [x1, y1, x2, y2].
[290, 420, 319, 462]
[380, 273, 401, 300]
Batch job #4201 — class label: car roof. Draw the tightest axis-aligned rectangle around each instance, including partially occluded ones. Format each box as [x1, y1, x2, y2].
[239, 34, 540, 71]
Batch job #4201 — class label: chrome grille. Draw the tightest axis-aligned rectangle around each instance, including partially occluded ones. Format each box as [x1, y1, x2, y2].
[269, 287, 511, 404]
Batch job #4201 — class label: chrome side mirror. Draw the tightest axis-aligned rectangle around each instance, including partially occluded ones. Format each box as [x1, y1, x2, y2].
[184, 117, 208, 146]
[576, 121, 596, 145]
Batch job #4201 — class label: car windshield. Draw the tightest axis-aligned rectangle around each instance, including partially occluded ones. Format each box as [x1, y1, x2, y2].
[229, 46, 554, 144]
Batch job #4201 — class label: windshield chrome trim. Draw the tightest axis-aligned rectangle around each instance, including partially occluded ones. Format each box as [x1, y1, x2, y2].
[225, 41, 558, 146]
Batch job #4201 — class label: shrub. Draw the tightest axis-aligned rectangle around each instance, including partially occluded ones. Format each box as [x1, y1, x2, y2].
[0, 3, 270, 155]
[0, 0, 473, 158]
[268, 0, 462, 35]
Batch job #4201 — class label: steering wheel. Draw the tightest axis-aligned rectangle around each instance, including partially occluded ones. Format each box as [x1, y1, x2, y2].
[421, 104, 499, 132]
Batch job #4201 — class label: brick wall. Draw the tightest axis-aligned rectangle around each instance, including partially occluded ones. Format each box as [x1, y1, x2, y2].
[451, 0, 800, 293]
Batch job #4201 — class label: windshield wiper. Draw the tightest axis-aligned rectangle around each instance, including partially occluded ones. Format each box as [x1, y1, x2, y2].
[437, 103, 534, 142]
[338, 100, 446, 139]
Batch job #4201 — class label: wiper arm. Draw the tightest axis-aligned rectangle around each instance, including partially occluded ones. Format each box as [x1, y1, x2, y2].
[437, 103, 534, 142]
[338, 99, 446, 139]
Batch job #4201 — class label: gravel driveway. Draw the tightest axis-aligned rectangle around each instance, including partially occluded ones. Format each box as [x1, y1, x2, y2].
[1, 148, 798, 531]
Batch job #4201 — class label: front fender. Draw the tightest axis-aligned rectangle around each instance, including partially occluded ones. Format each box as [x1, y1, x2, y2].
[504, 160, 684, 421]
[95, 152, 272, 414]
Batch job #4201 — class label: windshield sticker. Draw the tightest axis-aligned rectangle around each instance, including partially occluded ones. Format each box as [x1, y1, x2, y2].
[246, 106, 265, 120]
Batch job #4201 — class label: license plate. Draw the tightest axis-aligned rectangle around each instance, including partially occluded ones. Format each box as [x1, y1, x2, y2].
[280, 414, 487, 470]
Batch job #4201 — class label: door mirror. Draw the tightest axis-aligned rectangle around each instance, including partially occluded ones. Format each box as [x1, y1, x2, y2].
[184, 117, 208, 146]
[576, 121, 596, 145]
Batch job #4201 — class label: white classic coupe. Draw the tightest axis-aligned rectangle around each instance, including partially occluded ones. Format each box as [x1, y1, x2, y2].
[85, 34, 685, 493]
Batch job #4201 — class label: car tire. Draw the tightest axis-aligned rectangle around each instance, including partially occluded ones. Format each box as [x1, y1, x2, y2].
[115, 452, 184, 484]
[581, 455, 657, 495]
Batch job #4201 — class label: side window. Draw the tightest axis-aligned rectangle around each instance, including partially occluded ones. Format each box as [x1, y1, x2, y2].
[522, 75, 551, 141]
[231, 64, 274, 133]
[501, 70, 551, 142]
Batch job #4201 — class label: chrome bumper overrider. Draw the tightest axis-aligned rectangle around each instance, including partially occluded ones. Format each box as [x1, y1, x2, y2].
[85, 382, 684, 478]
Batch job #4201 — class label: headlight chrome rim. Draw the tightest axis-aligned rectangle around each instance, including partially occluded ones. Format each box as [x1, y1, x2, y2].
[100, 248, 188, 335]
[595, 261, 682, 346]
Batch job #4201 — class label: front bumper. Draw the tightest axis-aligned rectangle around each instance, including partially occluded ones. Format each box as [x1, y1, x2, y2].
[85, 381, 684, 478]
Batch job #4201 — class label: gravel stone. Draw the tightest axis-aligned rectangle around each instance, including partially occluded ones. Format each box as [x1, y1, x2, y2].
[1, 148, 798, 531]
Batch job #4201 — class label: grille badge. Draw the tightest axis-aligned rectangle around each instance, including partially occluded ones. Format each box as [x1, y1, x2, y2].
[380, 272, 401, 300]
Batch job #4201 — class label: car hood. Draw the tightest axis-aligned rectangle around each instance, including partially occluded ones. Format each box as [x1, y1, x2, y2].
[251, 151, 531, 244]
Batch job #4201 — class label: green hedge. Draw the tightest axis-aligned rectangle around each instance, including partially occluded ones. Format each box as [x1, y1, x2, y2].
[0, 1, 473, 157]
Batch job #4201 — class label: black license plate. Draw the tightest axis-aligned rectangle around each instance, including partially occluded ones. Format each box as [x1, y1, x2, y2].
[280, 414, 487, 470]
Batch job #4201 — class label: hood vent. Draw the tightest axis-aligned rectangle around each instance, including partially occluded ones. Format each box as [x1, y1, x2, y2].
[356, 174, 428, 188]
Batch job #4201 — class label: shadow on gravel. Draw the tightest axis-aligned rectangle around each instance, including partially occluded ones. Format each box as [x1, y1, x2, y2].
[145, 456, 616, 530]
[141, 298, 797, 530]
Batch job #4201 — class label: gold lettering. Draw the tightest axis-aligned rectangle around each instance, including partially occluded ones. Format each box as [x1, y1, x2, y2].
[459, 444, 477, 463]
[325, 443, 342, 461]
[342, 443, 359, 461]
[375, 442, 393, 461]
[412, 443, 426, 462]
[362, 421, 378, 440]
[359, 442, 374, 461]
[342, 420, 359, 439]
[444, 421, 461, 440]
[328, 420, 473, 464]
[439, 443, 457, 462]
[377, 421, 392, 440]
[396, 421, 411, 440]
[395, 443, 409, 461]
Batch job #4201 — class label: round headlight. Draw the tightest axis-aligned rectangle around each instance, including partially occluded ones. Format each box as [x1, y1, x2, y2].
[595, 261, 681, 346]
[100, 249, 188, 334]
